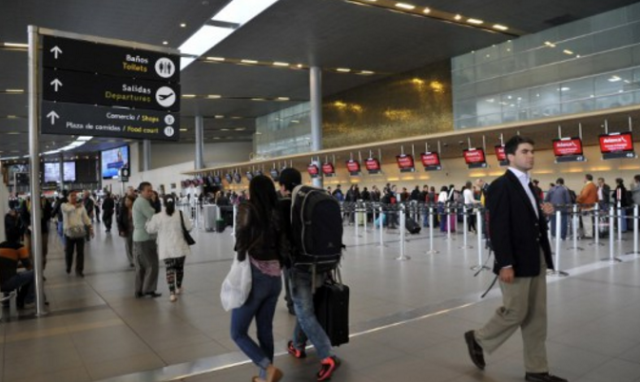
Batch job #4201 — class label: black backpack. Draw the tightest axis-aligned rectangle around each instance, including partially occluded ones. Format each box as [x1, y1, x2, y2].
[290, 185, 343, 274]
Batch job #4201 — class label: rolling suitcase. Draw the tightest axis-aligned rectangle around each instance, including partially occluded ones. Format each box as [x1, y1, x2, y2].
[405, 217, 421, 234]
[216, 218, 226, 233]
[314, 281, 349, 347]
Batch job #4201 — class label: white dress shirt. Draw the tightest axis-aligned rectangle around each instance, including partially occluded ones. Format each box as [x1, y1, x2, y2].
[508, 167, 539, 218]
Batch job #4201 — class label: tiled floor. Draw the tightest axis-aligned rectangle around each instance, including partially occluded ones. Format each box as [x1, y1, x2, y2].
[2, 217, 640, 382]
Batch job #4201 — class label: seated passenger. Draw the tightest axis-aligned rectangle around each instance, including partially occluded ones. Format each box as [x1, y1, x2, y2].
[0, 240, 35, 309]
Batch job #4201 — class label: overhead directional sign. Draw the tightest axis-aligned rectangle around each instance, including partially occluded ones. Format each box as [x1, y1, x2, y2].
[43, 69, 180, 112]
[41, 101, 179, 141]
[43, 36, 180, 82]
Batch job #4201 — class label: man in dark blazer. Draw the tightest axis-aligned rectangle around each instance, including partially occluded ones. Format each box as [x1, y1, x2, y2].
[464, 136, 567, 382]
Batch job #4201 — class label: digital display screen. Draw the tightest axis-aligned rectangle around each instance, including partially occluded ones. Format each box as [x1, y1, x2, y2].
[44, 162, 76, 183]
[213, 175, 222, 185]
[225, 173, 233, 184]
[553, 137, 584, 157]
[463, 148, 487, 168]
[495, 145, 506, 161]
[307, 164, 320, 177]
[346, 160, 360, 175]
[599, 132, 633, 153]
[101, 145, 129, 179]
[270, 168, 280, 181]
[233, 172, 242, 184]
[246, 171, 254, 181]
[396, 154, 415, 172]
[420, 152, 441, 171]
[365, 158, 380, 173]
[322, 163, 335, 176]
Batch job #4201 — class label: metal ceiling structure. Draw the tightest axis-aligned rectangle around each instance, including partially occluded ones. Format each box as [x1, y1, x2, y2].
[1, 0, 638, 158]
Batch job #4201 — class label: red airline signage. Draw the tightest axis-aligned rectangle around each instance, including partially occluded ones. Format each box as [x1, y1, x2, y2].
[365, 158, 380, 172]
[463, 148, 486, 164]
[495, 145, 506, 161]
[307, 164, 319, 176]
[599, 132, 634, 153]
[396, 154, 415, 171]
[346, 160, 360, 173]
[322, 163, 335, 175]
[553, 138, 583, 157]
[420, 152, 441, 167]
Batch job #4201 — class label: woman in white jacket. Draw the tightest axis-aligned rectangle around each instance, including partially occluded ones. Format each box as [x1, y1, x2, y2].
[146, 195, 192, 302]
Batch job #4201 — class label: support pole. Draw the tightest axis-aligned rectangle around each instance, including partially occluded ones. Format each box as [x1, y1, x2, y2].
[194, 115, 204, 170]
[459, 204, 472, 249]
[396, 205, 410, 261]
[617, 202, 623, 242]
[471, 208, 489, 271]
[309, 67, 323, 189]
[554, 209, 569, 276]
[28, 25, 46, 316]
[426, 205, 438, 254]
[231, 204, 237, 237]
[142, 140, 151, 172]
[568, 204, 583, 251]
[626, 204, 640, 255]
[378, 205, 386, 247]
[603, 205, 621, 262]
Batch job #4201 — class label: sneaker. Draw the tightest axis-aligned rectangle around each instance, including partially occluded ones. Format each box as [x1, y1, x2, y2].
[176, 287, 184, 295]
[317, 356, 340, 381]
[170, 294, 177, 302]
[287, 340, 306, 359]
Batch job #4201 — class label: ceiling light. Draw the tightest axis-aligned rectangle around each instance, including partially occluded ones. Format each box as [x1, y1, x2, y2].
[221, 128, 230, 131]
[454, 14, 462, 20]
[359, 70, 375, 75]
[235, 127, 246, 131]
[273, 61, 289, 66]
[7, 115, 18, 119]
[241, 59, 258, 64]
[423, 7, 430, 13]
[214, 137, 221, 139]
[180, 23, 187, 28]
[215, 115, 225, 119]
[255, 132, 262, 135]
[291, 120, 300, 123]
[560, 87, 570, 91]
[467, 18, 483, 25]
[608, 75, 622, 82]
[206, 56, 225, 61]
[231, 116, 242, 119]
[162, 41, 169, 45]
[180, 128, 188, 132]
[276, 97, 290, 101]
[544, 41, 556, 48]
[212, 0, 279, 24]
[395, 3, 415, 10]
[179, 25, 234, 69]
[3, 42, 28, 48]
[5, 132, 20, 135]
[493, 24, 508, 31]
[182, 94, 196, 98]
[207, 94, 222, 99]
[297, 64, 303, 68]
[336, 68, 351, 73]
[77, 136, 93, 141]
[563, 49, 573, 55]
[251, 98, 265, 101]
[5, 89, 24, 93]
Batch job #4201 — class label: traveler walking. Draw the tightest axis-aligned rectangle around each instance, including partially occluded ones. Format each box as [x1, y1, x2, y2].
[464, 136, 566, 382]
[117, 194, 136, 267]
[102, 192, 116, 233]
[279, 168, 341, 382]
[230, 175, 284, 382]
[132, 182, 161, 298]
[145, 195, 192, 302]
[61, 191, 93, 277]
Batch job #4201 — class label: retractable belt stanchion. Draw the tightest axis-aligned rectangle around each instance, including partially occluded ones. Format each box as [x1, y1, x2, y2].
[591, 207, 603, 246]
[363, 204, 368, 232]
[568, 204, 583, 251]
[471, 208, 489, 271]
[554, 209, 569, 276]
[231, 204, 237, 237]
[396, 205, 410, 261]
[446, 206, 452, 240]
[603, 205, 622, 262]
[627, 204, 640, 255]
[355, 205, 360, 238]
[459, 204, 472, 249]
[378, 205, 386, 247]
[427, 205, 438, 255]
[618, 202, 623, 242]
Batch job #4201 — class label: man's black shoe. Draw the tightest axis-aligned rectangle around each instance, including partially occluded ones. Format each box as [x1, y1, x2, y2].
[464, 330, 485, 370]
[76, 272, 84, 278]
[525, 372, 567, 382]
[135, 292, 144, 298]
[146, 292, 162, 298]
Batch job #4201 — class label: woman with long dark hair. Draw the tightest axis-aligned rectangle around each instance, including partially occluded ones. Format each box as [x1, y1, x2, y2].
[230, 175, 284, 382]
[146, 195, 192, 302]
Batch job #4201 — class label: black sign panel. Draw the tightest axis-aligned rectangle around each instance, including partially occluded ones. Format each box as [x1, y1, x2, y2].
[43, 36, 180, 82]
[41, 101, 180, 141]
[43, 69, 180, 112]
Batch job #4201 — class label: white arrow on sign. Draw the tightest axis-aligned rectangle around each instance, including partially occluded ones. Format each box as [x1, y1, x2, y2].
[50, 46, 63, 59]
[50, 79, 63, 92]
[46, 111, 59, 125]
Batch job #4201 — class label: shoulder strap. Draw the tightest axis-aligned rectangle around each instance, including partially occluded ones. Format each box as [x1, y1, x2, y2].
[179, 210, 187, 231]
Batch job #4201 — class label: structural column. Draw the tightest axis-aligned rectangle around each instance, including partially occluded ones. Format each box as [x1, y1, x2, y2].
[59, 152, 64, 191]
[309, 66, 323, 188]
[195, 115, 205, 170]
[142, 140, 151, 172]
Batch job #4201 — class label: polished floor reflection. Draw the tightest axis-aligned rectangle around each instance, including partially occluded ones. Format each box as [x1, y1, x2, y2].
[2, 220, 640, 382]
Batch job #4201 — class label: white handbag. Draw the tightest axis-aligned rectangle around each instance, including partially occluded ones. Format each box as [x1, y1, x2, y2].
[220, 256, 252, 312]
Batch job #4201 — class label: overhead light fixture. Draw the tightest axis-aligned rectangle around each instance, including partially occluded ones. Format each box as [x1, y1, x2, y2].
[297, 64, 304, 68]
[467, 18, 483, 25]
[493, 24, 508, 31]
[221, 128, 230, 131]
[179, 25, 234, 69]
[395, 3, 415, 10]
[162, 41, 169, 45]
[77, 136, 93, 141]
[608, 75, 622, 82]
[182, 94, 196, 98]
[454, 14, 462, 20]
[251, 98, 265, 101]
[207, 94, 222, 99]
[423, 7, 430, 14]
[231, 116, 242, 119]
[212, 0, 279, 24]
[273, 61, 289, 66]
[544, 41, 556, 48]
[206, 56, 226, 61]
[215, 115, 225, 119]
[3, 42, 28, 48]
[5, 132, 21, 135]
[5, 89, 24, 93]
[336, 68, 351, 73]
[180, 23, 187, 28]
[241, 59, 258, 64]
[276, 97, 290, 101]
[563, 49, 573, 55]
[235, 127, 246, 131]
[180, 128, 188, 132]
[255, 132, 262, 135]
[214, 137, 221, 139]
[560, 87, 570, 91]
[7, 115, 18, 119]
[359, 70, 375, 75]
